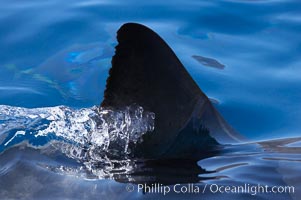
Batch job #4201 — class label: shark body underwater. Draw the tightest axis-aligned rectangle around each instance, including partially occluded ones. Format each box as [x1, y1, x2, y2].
[101, 23, 244, 160]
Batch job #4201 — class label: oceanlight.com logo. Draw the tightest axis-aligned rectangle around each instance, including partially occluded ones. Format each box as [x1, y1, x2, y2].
[125, 183, 295, 196]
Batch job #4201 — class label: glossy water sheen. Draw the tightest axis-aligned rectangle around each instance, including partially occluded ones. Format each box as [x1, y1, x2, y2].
[0, 0, 300, 199]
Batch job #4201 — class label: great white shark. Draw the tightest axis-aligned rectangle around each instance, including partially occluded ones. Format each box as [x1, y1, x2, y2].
[101, 23, 245, 160]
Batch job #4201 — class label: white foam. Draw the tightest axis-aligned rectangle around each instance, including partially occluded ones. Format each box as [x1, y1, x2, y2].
[0, 104, 155, 173]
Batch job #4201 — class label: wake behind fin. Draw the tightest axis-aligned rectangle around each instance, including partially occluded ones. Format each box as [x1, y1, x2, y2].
[101, 23, 244, 159]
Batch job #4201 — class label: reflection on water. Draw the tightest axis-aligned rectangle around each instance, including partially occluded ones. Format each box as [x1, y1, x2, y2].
[0, 105, 300, 199]
[192, 55, 225, 70]
[0, 137, 300, 199]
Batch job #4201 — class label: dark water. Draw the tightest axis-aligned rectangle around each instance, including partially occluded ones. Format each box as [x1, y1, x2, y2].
[0, 0, 301, 199]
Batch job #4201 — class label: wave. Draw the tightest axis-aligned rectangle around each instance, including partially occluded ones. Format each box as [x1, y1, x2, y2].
[0, 104, 155, 176]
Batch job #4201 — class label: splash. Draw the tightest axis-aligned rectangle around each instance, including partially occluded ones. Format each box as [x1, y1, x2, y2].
[0, 105, 155, 176]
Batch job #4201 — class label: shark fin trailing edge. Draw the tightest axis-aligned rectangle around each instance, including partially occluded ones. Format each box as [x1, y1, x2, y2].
[101, 23, 244, 159]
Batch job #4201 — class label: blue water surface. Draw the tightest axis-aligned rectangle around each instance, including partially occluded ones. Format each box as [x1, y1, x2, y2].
[1, 0, 300, 140]
[0, 0, 301, 199]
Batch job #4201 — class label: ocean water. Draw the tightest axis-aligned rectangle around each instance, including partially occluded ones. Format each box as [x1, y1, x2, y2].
[0, 0, 300, 199]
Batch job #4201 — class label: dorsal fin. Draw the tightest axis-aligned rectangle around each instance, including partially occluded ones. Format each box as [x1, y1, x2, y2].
[101, 23, 243, 159]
